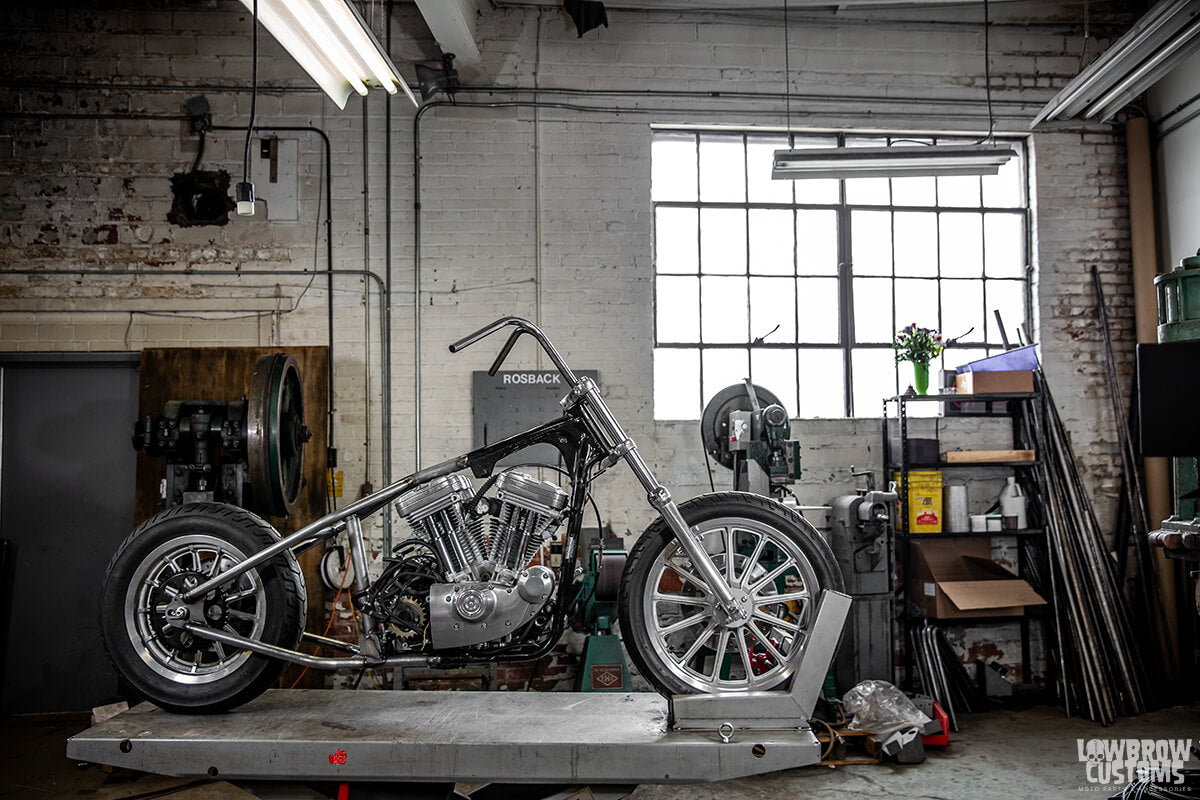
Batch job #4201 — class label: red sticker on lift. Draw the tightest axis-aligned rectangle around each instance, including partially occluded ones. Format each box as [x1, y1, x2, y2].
[329, 748, 348, 765]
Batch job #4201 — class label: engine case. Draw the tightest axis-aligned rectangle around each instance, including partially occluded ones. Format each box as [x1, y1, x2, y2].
[429, 565, 556, 648]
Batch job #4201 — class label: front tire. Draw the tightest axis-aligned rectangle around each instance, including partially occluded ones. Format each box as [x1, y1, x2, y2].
[619, 492, 842, 697]
[99, 503, 306, 713]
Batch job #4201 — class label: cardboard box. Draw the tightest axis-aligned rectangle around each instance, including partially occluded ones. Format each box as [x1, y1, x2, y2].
[955, 370, 1034, 394]
[909, 539, 1046, 620]
[894, 470, 942, 533]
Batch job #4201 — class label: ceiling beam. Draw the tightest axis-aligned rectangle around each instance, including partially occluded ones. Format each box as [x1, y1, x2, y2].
[414, 0, 488, 83]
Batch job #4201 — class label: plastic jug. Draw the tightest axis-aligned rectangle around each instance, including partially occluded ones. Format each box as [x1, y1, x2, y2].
[999, 476, 1027, 529]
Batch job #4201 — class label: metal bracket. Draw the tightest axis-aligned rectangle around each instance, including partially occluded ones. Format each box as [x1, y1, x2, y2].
[670, 589, 851, 732]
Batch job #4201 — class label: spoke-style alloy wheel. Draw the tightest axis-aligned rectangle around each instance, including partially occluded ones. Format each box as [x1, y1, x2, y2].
[101, 503, 306, 714]
[126, 534, 266, 684]
[620, 493, 841, 697]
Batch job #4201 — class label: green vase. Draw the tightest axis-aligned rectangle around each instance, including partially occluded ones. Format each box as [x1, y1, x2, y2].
[912, 361, 930, 395]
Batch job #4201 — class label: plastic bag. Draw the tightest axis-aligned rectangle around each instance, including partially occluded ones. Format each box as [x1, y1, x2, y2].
[842, 679, 932, 734]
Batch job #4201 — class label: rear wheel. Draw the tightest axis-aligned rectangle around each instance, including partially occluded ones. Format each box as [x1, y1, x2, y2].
[619, 492, 841, 696]
[99, 503, 306, 713]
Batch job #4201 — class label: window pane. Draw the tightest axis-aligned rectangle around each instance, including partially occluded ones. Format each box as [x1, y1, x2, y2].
[941, 279, 984, 344]
[944, 346, 988, 373]
[786, 135, 840, 204]
[851, 210, 892, 276]
[987, 279, 1026, 343]
[652, 133, 697, 202]
[751, 349, 798, 416]
[853, 277, 893, 343]
[938, 174, 981, 207]
[892, 175, 936, 206]
[796, 210, 838, 276]
[703, 349, 750, 410]
[700, 208, 747, 275]
[749, 209, 795, 276]
[940, 212, 984, 277]
[797, 277, 840, 343]
[851, 348, 897, 417]
[982, 153, 1022, 208]
[750, 277, 797, 343]
[701, 276, 748, 342]
[655, 207, 698, 275]
[747, 136, 793, 204]
[656, 276, 699, 343]
[894, 212, 938, 277]
[654, 348, 700, 419]
[894, 278, 940, 331]
[984, 213, 1025, 278]
[699, 135, 746, 203]
[798, 349, 845, 418]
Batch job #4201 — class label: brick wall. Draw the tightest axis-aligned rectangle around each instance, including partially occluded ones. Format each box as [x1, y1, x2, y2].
[0, 1, 1143, 681]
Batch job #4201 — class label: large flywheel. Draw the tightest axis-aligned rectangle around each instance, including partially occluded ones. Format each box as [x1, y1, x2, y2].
[700, 382, 783, 470]
[247, 353, 311, 517]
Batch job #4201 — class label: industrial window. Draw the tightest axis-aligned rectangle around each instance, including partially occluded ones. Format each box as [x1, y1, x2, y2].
[651, 130, 1030, 420]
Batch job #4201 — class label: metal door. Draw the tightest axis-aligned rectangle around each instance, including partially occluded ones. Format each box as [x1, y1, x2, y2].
[0, 356, 138, 713]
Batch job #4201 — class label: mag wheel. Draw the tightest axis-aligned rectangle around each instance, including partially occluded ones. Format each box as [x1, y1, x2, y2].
[619, 492, 842, 697]
[100, 503, 306, 714]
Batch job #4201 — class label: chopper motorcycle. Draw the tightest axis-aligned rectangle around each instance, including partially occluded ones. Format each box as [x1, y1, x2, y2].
[99, 317, 841, 712]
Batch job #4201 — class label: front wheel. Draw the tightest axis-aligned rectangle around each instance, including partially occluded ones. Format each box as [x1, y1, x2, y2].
[619, 492, 842, 696]
[99, 503, 306, 713]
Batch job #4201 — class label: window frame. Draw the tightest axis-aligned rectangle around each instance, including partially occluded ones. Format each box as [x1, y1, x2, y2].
[651, 128, 1032, 420]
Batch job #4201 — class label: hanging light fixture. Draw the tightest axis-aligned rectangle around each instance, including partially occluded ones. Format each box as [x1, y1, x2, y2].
[1034, 0, 1200, 125]
[772, 144, 1017, 179]
[237, 0, 419, 109]
[772, 0, 1013, 180]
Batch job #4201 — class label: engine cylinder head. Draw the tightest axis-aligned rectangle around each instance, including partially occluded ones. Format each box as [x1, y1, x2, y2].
[395, 474, 486, 580]
[489, 472, 569, 575]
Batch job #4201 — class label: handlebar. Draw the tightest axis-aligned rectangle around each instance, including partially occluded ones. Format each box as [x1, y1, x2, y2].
[449, 317, 579, 384]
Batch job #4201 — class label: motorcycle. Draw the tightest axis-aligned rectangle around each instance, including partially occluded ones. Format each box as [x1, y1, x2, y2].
[100, 317, 842, 712]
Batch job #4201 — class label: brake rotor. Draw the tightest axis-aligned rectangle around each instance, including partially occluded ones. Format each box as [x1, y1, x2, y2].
[700, 383, 783, 470]
[247, 353, 310, 517]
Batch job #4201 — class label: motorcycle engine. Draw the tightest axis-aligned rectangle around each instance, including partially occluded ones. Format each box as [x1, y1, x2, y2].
[374, 471, 569, 650]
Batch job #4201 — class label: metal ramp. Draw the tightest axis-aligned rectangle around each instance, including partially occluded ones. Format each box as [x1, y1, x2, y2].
[68, 592, 850, 792]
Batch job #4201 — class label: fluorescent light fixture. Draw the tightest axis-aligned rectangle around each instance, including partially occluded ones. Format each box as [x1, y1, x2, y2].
[771, 145, 1017, 180]
[1034, 0, 1200, 126]
[239, 0, 419, 109]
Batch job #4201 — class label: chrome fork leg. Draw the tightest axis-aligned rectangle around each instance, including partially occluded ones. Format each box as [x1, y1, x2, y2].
[571, 377, 739, 615]
[346, 515, 376, 637]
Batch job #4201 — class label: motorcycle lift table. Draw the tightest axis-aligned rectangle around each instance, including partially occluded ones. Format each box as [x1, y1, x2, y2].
[67, 593, 850, 799]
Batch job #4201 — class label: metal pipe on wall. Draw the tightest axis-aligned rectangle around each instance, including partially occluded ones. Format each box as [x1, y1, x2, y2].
[1126, 114, 1180, 679]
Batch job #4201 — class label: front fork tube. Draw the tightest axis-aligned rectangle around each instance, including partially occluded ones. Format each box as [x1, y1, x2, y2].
[573, 378, 739, 615]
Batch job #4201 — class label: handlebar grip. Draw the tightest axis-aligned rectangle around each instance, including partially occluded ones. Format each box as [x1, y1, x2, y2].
[488, 329, 525, 377]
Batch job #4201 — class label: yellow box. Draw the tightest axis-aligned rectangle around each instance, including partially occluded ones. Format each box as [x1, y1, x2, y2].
[895, 470, 942, 533]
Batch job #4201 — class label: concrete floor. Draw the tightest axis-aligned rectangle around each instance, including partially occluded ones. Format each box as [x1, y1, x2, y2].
[2, 701, 1196, 800]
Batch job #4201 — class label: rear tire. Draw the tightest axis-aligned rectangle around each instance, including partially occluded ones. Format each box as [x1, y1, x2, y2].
[619, 492, 841, 697]
[99, 503, 306, 713]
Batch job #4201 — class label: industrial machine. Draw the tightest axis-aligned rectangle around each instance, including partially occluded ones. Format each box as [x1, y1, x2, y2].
[829, 469, 898, 693]
[701, 380, 802, 497]
[576, 535, 631, 691]
[131, 353, 310, 517]
[1145, 251, 1200, 610]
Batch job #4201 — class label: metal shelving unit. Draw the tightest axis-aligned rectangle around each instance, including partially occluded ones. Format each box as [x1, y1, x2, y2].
[883, 389, 1053, 690]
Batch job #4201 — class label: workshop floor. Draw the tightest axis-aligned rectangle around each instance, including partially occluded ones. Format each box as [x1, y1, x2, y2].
[1, 701, 1196, 800]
